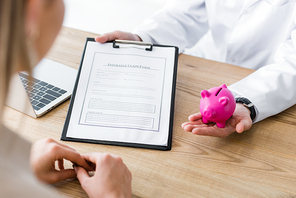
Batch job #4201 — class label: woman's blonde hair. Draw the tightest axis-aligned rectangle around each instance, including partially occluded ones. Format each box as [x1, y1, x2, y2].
[0, 0, 32, 119]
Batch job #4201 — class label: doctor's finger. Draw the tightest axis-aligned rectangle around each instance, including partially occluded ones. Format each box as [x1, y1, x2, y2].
[183, 124, 198, 132]
[95, 31, 141, 43]
[192, 126, 233, 138]
[181, 122, 195, 130]
[182, 120, 205, 129]
[182, 122, 209, 132]
[236, 118, 252, 133]
[188, 113, 202, 121]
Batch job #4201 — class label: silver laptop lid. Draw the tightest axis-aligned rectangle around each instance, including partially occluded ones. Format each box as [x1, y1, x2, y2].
[6, 59, 77, 117]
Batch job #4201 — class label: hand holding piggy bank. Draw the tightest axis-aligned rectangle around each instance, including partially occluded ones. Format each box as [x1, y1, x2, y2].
[200, 84, 236, 128]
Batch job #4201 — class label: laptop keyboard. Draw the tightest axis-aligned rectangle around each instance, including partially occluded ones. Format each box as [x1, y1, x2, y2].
[19, 73, 67, 111]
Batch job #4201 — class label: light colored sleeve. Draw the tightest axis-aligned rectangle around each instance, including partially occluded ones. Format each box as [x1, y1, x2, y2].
[133, 0, 209, 53]
[0, 175, 66, 198]
[0, 125, 65, 198]
[229, 20, 296, 123]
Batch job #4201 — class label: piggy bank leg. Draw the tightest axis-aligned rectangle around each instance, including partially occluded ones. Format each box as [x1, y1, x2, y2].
[202, 117, 209, 124]
[216, 122, 226, 128]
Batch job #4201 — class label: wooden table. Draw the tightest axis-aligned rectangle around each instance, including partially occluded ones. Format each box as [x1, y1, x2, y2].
[3, 27, 296, 197]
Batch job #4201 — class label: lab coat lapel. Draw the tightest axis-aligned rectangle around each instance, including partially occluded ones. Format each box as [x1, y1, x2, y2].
[243, 0, 294, 9]
[241, 0, 261, 14]
[263, 0, 294, 6]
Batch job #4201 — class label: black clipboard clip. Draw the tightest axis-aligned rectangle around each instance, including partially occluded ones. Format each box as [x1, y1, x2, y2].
[113, 40, 153, 51]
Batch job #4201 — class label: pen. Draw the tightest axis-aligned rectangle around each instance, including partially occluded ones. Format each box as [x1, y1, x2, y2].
[72, 163, 82, 168]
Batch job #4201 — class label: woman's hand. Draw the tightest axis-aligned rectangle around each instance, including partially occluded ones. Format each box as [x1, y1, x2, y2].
[182, 103, 253, 138]
[75, 153, 132, 198]
[95, 30, 142, 43]
[30, 138, 93, 184]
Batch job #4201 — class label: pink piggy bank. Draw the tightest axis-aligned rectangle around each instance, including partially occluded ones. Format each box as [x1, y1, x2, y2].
[200, 84, 235, 128]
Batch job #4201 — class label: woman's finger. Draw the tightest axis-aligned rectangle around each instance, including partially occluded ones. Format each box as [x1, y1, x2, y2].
[55, 141, 76, 152]
[46, 169, 76, 184]
[75, 166, 90, 184]
[43, 138, 76, 152]
[58, 159, 64, 170]
[81, 153, 116, 165]
[54, 146, 93, 171]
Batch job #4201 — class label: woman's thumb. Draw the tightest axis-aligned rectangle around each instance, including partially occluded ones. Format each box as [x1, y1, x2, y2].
[75, 166, 90, 183]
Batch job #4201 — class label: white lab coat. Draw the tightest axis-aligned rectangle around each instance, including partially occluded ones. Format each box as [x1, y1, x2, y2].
[133, 0, 296, 122]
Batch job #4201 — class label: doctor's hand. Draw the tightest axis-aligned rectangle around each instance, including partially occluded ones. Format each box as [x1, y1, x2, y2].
[30, 138, 93, 184]
[182, 103, 253, 138]
[75, 153, 132, 198]
[95, 30, 142, 43]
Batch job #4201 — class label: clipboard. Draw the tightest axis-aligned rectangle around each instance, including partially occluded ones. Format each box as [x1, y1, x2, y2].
[61, 38, 178, 150]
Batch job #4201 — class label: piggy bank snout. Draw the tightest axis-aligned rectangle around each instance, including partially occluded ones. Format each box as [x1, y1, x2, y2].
[202, 108, 216, 118]
[203, 110, 212, 117]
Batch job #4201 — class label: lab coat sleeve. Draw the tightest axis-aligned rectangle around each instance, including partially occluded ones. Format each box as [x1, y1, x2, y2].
[229, 23, 296, 123]
[133, 0, 209, 53]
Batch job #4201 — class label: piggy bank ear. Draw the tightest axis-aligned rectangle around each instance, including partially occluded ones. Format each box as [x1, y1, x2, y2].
[220, 84, 227, 89]
[219, 96, 229, 106]
[201, 90, 210, 98]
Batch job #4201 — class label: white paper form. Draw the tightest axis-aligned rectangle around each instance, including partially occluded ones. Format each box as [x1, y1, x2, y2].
[80, 52, 165, 131]
[66, 41, 176, 146]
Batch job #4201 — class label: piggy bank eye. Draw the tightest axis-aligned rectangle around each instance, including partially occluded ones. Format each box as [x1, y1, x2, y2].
[219, 97, 229, 106]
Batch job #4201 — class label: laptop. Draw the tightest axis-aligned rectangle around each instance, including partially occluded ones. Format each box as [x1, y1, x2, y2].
[6, 58, 77, 118]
